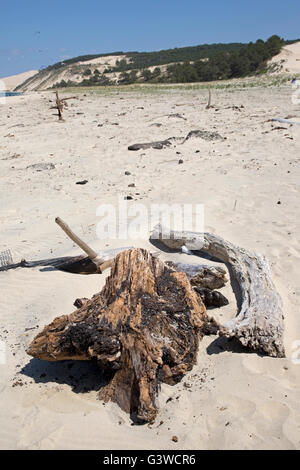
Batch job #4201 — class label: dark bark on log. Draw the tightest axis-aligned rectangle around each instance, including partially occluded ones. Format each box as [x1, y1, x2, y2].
[150, 225, 285, 358]
[27, 248, 217, 423]
[128, 130, 224, 151]
[128, 138, 177, 151]
[193, 287, 229, 308]
[181, 130, 224, 143]
[167, 262, 229, 307]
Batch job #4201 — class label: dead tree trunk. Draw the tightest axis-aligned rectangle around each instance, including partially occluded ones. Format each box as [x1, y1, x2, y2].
[27, 248, 216, 423]
[150, 225, 285, 358]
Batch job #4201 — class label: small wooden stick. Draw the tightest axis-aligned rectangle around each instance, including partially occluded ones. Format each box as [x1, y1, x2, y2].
[206, 85, 212, 109]
[60, 96, 77, 102]
[55, 91, 64, 121]
[55, 217, 109, 273]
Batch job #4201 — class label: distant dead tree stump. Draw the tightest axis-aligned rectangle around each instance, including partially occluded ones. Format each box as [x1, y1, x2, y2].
[206, 85, 213, 109]
[51, 91, 76, 121]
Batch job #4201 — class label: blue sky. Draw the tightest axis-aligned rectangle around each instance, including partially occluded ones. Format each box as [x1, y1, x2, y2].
[1, 0, 299, 77]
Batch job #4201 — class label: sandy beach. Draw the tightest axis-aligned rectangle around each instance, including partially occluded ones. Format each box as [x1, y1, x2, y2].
[0, 82, 300, 449]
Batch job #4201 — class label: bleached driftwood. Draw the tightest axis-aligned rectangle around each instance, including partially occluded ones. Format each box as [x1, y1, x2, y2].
[1, 223, 228, 290]
[151, 224, 285, 358]
[55, 217, 114, 273]
[0, 217, 131, 274]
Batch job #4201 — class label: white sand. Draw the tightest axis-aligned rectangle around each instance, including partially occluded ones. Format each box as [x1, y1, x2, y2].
[78, 54, 130, 66]
[0, 84, 299, 449]
[0, 70, 38, 92]
[269, 41, 300, 74]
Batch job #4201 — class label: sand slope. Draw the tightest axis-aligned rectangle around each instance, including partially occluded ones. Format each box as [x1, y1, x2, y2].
[0, 70, 38, 92]
[268, 41, 300, 74]
[78, 54, 130, 66]
[0, 85, 299, 449]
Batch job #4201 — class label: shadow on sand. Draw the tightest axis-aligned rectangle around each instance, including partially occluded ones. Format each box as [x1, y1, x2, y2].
[21, 359, 151, 425]
[20, 358, 111, 394]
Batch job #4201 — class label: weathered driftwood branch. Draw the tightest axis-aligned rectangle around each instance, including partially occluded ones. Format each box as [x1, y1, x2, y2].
[56, 217, 100, 260]
[53, 91, 76, 121]
[27, 248, 218, 423]
[1, 242, 229, 293]
[0, 248, 133, 274]
[55, 217, 113, 273]
[150, 224, 285, 358]
[128, 130, 224, 151]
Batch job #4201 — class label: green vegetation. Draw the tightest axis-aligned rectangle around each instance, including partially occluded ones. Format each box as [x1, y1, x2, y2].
[46, 36, 298, 74]
[43, 51, 124, 72]
[58, 74, 297, 98]
[114, 43, 246, 70]
[52, 74, 114, 88]
[47, 35, 298, 90]
[165, 36, 285, 83]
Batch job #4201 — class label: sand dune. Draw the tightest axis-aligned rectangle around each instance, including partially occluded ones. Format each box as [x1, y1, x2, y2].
[78, 54, 130, 67]
[269, 41, 300, 74]
[0, 70, 38, 91]
[0, 83, 299, 449]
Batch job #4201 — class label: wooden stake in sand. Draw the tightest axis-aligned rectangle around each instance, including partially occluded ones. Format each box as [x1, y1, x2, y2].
[206, 85, 212, 109]
[51, 91, 76, 121]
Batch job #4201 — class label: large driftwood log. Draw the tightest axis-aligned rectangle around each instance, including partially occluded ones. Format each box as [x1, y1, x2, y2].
[0, 245, 229, 291]
[128, 138, 178, 151]
[151, 225, 285, 358]
[1, 257, 229, 308]
[128, 130, 224, 151]
[27, 248, 217, 423]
